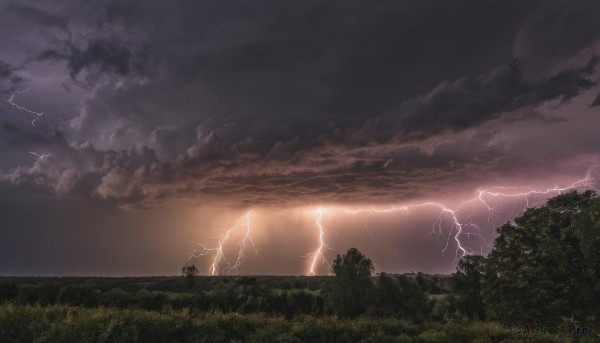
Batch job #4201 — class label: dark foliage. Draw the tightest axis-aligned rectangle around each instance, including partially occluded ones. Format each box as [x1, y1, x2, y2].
[324, 247, 375, 318]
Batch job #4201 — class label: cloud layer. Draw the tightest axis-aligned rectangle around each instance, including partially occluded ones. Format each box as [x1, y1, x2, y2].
[1, 0, 599, 210]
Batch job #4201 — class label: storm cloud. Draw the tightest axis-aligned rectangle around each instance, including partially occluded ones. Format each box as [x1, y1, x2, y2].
[1, 0, 600, 275]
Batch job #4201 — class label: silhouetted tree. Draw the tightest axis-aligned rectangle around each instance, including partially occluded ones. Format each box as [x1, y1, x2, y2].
[182, 265, 199, 278]
[182, 264, 199, 287]
[481, 190, 598, 323]
[449, 255, 486, 320]
[325, 247, 374, 318]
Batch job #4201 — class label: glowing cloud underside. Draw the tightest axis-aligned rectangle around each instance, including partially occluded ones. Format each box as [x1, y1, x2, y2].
[189, 168, 598, 275]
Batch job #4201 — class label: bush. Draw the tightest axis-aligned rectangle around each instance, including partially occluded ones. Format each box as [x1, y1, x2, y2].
[135, 290, 166, 311]
[0, 281, 18, 304]
[57, 285, 99, 307]
[99, 288, 131, 309]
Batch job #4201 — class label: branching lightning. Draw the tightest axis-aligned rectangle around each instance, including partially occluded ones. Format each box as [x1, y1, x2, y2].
[29, 151, 51, 161]
[344, 202, 482, 260]
[189, 211, 258, 275]
[232, 212, 258, 272]
[306, 208, 332, 275]
[188, 169, 597, 276]
[474, 174, 594, 213]
[6, 88, 44, 127]
[341, 170, 597, 262]
[6, 88, 51, 162]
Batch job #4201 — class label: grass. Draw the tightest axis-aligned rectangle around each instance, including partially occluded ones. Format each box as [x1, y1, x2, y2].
[1, 304, 597, 342]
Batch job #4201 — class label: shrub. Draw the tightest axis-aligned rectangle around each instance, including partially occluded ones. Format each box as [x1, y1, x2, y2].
[57, 285, 99, 307]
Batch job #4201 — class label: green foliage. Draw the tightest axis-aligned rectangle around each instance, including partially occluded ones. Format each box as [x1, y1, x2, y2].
[17, 284, 42, 305]
[368, 273, 429, 321]
[135, 290, 167, 311]
[36, 282, 62, 306]
[448, 255, 486, 320]
[57, 284, 99, 307]
[0, 281, 18, 304]
[325, 247, 375, 318]
[181, 265, 199, 288]
[574, 198, 600, 311]
[481, 191, 599, 324]
[3, 305, 597, 342]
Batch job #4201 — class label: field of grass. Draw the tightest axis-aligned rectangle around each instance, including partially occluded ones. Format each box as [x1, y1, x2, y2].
[1, 304, 596, 343]
[1, 273, 596, 342]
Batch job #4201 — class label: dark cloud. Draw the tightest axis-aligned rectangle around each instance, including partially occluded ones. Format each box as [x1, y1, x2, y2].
[132, 0, 541, 118]
[0, 60, 23, 86]
[0, 61, 12, 80]
[4, 3, 68, 29]
[38, 38, 145, 77]
[2, 0, 600, 276]
[2, 52, 599, 209]
[513, 0, 600, 79]
[400, 58, 598, 138]
[592, 93, 600, 107]
[0, 113, 536, 209]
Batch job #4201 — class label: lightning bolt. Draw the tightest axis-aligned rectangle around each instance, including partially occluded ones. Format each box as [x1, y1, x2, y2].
[341, 171, 597, 262]
[189, 211, 258, 275]
[306, 208, 332, 275]
[187, 169, 597, 276]
[231, 211, 258, 272]
[344, 202, 476, 259]
[6, 88, 44, 127]
[29, 151, 51, 161]
[475, 174, 593, 211]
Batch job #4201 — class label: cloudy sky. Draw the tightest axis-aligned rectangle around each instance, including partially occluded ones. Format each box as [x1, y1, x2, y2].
[1, 0, 599, 276]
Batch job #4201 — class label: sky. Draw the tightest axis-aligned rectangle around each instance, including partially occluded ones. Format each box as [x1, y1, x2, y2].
[1, 0, 600, 276]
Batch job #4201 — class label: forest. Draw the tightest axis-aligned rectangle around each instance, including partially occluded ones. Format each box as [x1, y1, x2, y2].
[0, 191, 598, 342]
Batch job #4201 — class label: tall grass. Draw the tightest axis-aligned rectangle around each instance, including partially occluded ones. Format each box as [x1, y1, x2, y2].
[0, 304, 596, 342]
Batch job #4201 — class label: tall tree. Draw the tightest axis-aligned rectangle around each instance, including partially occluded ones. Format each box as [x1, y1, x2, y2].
[573, 197, 600, 324]
[325, 247, 374, 318]
[481, 190, 597, 323]
[449, 255, 486, 320]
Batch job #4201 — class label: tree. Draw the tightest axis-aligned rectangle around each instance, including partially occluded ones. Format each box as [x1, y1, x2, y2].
[182, 264, 199, 287]
[480, 190, 598, 323]
[573, 197, 600, 324]
[325, 247, 374, 318]
[368, 273, 428, 321]
[448, 255, 486, 320]
[182, 265, 199, 278]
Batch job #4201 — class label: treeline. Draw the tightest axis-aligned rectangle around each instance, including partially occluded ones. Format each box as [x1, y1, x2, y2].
[447, 190, 600, 326]
[0, 274, 447, 321]
[0, 279, 326, 318]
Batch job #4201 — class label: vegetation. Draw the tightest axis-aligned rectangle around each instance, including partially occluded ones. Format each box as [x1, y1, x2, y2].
[0, 191, 598, 341]
[476, 191, 599, 325]
[325, 247, 375, 318]
[0, 305, 588, 343]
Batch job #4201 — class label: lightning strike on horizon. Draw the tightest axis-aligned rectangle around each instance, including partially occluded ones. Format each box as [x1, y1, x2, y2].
[341, 171, 597, 262]
[344, 202, 476, 259]
[7, 89, 44, 127]
[306, 208, 332, 275]
[189, 211, 258, 275]
[188, 170, 597, 276]
[231, 211, 258, 272]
